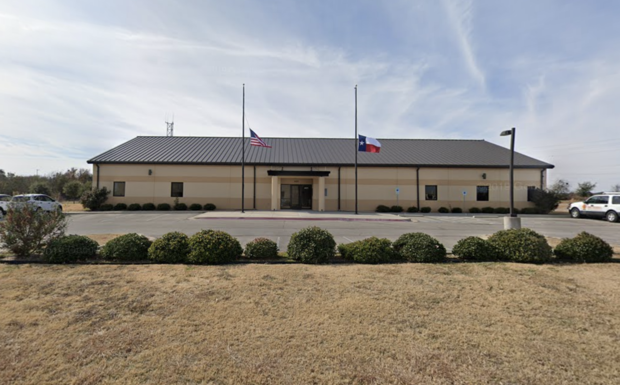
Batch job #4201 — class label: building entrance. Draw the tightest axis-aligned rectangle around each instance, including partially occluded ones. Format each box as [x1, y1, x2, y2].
[281, 184, 312, 209]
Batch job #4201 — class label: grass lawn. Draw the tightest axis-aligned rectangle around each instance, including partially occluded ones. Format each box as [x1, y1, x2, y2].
[1, 262, 619, 384]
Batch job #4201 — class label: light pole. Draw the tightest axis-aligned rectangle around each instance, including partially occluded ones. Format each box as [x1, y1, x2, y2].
[500, 127, 520, 229]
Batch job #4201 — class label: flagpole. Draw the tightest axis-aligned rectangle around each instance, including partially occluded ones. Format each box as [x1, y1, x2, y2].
[242, 84, 245, 213]
[355, 85, 358, 215]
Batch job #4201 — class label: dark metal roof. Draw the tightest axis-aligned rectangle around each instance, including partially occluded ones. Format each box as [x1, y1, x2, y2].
[87, 136, 554, 169]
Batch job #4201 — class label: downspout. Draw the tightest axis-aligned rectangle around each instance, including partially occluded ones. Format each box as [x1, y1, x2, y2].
[96, 164, 100, 190]
[338, 167, 341, 211]
[416, 167, 420, 210]
[540, 169, 545, 190]
[253, 166, 256, 209]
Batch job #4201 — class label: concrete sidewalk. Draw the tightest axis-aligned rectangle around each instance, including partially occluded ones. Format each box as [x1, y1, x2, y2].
[192, 210, 411, 222]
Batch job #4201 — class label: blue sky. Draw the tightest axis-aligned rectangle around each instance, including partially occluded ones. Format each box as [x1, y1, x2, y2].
[1, 0, 619, 191]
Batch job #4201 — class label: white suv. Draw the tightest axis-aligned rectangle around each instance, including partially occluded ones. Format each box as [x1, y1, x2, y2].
[9, 194, 63, 213]
[569, 192, 620, 223]
[0, 194, 11, 216]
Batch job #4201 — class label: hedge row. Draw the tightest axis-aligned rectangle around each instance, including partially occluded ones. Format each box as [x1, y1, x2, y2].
[377, 205, 541, 214]
[41, 228, 613, 265]
[98, 203, 217, 211]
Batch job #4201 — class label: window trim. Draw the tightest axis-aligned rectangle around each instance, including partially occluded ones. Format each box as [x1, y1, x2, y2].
[171, 182, 184, 198]
[476, 185, 489, 201]
[113, 181, 126, 197]
[425, 185, 437, 201]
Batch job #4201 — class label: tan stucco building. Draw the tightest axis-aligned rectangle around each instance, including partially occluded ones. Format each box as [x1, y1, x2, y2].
[88, 137, 554, 212]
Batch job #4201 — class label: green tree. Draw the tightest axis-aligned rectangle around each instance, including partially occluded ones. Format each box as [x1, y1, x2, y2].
[30, 181, 52, 196]
[63, 181, 84, 202]
[575, 182, 597, 197]
[549, 179, 571, 199]
[529, 188, 561, 214]
[611, 184, 620, 192]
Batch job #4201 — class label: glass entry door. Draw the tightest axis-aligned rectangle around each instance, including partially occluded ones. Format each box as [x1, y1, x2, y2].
[281, 184, 312, 209]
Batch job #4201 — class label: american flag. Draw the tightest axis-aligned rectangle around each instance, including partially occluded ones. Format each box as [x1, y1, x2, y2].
[250, 129, 272, 148]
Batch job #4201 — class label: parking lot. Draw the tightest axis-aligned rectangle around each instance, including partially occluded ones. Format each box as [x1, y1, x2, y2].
[65, 212, 620, 250]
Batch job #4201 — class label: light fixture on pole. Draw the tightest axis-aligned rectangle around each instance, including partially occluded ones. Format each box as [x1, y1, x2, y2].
[500, 128, 519, 230]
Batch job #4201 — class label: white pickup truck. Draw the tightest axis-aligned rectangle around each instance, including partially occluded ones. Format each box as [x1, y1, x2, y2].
[569, 192, 620, 223]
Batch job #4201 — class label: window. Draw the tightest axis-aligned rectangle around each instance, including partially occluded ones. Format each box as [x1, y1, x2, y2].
[477, 186, 489, 201]
[171, 182, 184, 197]
[585, 196, 608, 205]
[113, 182, 126, 197]
[425, 185, 437, 201]
[527, 186, 536, 202]
[613, 196, 620, 205]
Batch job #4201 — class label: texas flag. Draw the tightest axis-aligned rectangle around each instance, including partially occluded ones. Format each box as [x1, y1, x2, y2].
[358, 135, 381, 153]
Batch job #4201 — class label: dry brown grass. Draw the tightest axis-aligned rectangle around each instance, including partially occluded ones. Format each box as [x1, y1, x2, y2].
[1, 263, 619, 384]
[61, 202, 86, 212]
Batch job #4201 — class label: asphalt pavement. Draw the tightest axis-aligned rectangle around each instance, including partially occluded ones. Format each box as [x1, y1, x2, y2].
[64, 211, 620, 251]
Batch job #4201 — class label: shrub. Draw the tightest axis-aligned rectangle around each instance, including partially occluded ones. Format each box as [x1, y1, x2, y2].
[287, 226, 336, 264]
[451, 237, 500, 261]
[554, 232, 614, 263]
[189, 203, 203, 211]
[338, 237, 397, 264]
[114, 203, 128, 210]
[188, 229, 242, 264]
[487, 228, 552, 263]
[494, 207, 510, 214]
[142, 203, 156, 211]
[481, 207, 494, 214]
[438, 207, 449, 213]
[513, 208, 521, 215]
[0, 205, 67, 257]
[157, 203, 171, 211]
[451, 207, 462, 213]
[245, 237, 279, 259]
[469, 207, 481, 213]
[375, 205, 390, 213]
[392, 233, 446, 263]
[128, 203, 141, 211]
[30, 181, 51, 196]
[204, 203, 216, 211]
[148, 231, 190, 264]
[99, 204, 114, 211]
[80, 187, 110, 211]
[420, 207, 431, 213]
[100, 233, 152, 261]
[44, 235, 98, 263]
[520, 207, 540, 214]
[406, 206, 419, 213]
[63, 181, 84, 202]
[529, 188, 561, 214]
[390, 205, 403, 213]
[174, 203, 188, 211]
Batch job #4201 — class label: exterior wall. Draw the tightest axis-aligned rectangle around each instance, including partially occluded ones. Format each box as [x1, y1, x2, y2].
[93, 163, 544, 211]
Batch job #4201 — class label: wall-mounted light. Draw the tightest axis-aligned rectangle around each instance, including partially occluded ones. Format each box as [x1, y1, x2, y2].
[148, 169, 152, 176]
[482, 173, 487, 180]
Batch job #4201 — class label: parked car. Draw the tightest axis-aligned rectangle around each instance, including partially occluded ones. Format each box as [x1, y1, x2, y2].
[568, 192, 620, 222]
[9, 194, 63, 213]
[0, 194, 12, 216]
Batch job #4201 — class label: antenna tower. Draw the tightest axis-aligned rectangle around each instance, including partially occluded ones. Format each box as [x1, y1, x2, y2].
[166, 117, 174, 137]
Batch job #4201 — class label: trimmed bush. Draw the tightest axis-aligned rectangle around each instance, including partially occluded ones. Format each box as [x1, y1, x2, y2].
[451, 237, 500, 261]
[376, 205, 390, 213]
[114, 203, 128, 210]
[481, 207, 494, 214]
[80, 187, 110, 211]
[392, 232, 446, 263]
[142, 203, 156, 211]
[438, 207, 449, 213]
[100, 233, 152, 261]
[520, 207, 540, 214]
[494, 207, 510, 214]
[554, 232, 614, 263]
[513, 208, 521, 215]
[204, 203, 216, 211]
[44, 235, 98, 263]
[287, 226, 336, 264]
[390, 205, 403, 213]
[338, 237, 397, 264]
[451, 207, 463, 213]
[174, 203, 188, 211]
[189, 203, 203, 211]
[487, 228, 552, 263]
[245, 237, 279, 259]
[0, 205, 67, 257]
[188, 229, 242, 264]
[157, 203, 171, 211]
[99, 204, 114, 211]
[420, 207, 431, 213]
[469, 207, 481, 214]
[148, 231, 189, 264]
[406, 206, 419, 213]
[128, 203, 142, 211]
